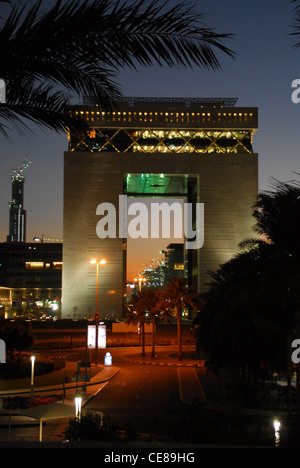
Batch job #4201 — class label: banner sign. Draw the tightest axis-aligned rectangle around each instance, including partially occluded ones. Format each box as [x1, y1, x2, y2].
[87, 324, 106, 349]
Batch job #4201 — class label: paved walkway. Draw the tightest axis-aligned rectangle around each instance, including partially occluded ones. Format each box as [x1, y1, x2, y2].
[0, 365, 119, 411]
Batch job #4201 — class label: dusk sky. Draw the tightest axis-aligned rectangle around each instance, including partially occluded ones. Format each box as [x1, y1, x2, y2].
[1, 0, 300, 279]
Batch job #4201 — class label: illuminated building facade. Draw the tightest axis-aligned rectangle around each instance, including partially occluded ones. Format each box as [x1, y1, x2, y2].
[163, 243, 184, 283]
[62, 97, 258, 319]
[0, 242, 62, 316]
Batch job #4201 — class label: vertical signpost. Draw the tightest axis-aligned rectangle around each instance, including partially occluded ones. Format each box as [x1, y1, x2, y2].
[89, 259, 106, 365]
[0, 339, 6, 363]
[0, 79, 5, 104]
[87, 323, 106, 364]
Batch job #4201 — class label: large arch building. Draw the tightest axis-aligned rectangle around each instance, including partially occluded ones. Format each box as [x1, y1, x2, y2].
[62, 97, 258, 320]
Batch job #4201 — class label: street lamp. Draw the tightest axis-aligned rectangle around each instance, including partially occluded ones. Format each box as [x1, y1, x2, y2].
[90, 259, 106, 318]
[89, 259, 106, 365]
[75, 392, 82, 421]
[134, 276, 146, 293]
[30, 355, 35, 404]
[134, 277, 146, 346]
[274, 418, 281, 447]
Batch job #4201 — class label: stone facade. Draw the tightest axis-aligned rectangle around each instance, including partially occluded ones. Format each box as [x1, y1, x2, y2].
[62, 98, 258, 319]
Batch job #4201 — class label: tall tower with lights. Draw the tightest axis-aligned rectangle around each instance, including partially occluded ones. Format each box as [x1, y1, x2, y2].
[7, 159, 31, 243]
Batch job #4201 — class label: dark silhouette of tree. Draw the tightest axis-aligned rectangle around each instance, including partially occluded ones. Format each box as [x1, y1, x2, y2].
[198, 178, 300, 413]
[124, 293, 147, 356]
[253, 178, 300, 410]
[0, 318, 33, 359]
[0, 0, 235, 136]
[64, 413, 121, 441]
[162, 278, 199, 361]
[197, 241, 297, 411]
[125, 288, 170, 358]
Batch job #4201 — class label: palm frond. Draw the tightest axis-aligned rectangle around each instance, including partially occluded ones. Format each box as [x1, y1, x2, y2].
[0, 82, 88, 136]
[290, 0, 300, 48]
[1, 0, 235, 81]
[0, 0, 235, 135]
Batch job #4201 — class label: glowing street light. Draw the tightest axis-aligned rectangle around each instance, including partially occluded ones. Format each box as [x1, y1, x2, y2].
[31, 355, 35, 386]
[134, 276, 146, 292]
[274, 418, 281, 447]
[75, 392, 82, 421]
[30, 355, 35, 404]
[89, 258, 106, 319]
[89, 259, 106, 365]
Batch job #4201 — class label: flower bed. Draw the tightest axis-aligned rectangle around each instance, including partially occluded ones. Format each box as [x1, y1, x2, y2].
[2, 394, 62, 409]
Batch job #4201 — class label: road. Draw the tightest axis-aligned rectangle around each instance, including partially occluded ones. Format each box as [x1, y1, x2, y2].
[0, 346, 206, 444]
[83, 347, 206, 441]
[86, 362, 191, 437]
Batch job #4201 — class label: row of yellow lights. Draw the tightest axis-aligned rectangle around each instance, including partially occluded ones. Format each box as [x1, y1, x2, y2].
[76, 110, 253, 118]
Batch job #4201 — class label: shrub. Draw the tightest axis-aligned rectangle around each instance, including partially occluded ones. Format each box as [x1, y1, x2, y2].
[63, 413, 121, 441]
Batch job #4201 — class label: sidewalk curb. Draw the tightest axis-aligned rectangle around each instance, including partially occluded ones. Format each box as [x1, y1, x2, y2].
[0, 366, 120, 402]
[119, 353, 203, 368]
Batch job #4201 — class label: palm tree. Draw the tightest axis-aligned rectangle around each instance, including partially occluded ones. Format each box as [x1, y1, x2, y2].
[138, 288, 171, 358]
[252, 178, 300, 409]
[198, 240, 297, 412]
[198, 175, 300, 413]
[202, 242, 293, 368]
[124, 294, 147, 356]
[290, 1, 300, 49]
[126, 288, 170, 358]
[0, 0, 235, 136]
[162, 278, 199, 361]
[253, 178, 300, 258]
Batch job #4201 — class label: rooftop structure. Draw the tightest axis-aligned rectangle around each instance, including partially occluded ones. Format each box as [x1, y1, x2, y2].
[69, 97, 257, 155]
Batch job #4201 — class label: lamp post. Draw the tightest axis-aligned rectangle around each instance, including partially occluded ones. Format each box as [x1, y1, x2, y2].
[134, 276, 146, 293]
[134, 276, 146, 346]
[274, 418, 281, 447]
[75, 392, 82, 422]
[89, 259, 106, 365]
[30, 355, 35, 404]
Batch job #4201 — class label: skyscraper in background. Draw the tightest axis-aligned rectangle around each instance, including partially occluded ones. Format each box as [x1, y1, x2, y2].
[7, 159, 31, 243]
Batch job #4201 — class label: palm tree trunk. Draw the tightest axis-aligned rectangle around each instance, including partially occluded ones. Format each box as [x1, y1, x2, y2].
[295, 310, 300, 413]
[151, 316, 156, 358]
[177, 307, 182, 361]
[286, 334, 293, 416]
[296, 361, 300, 413]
